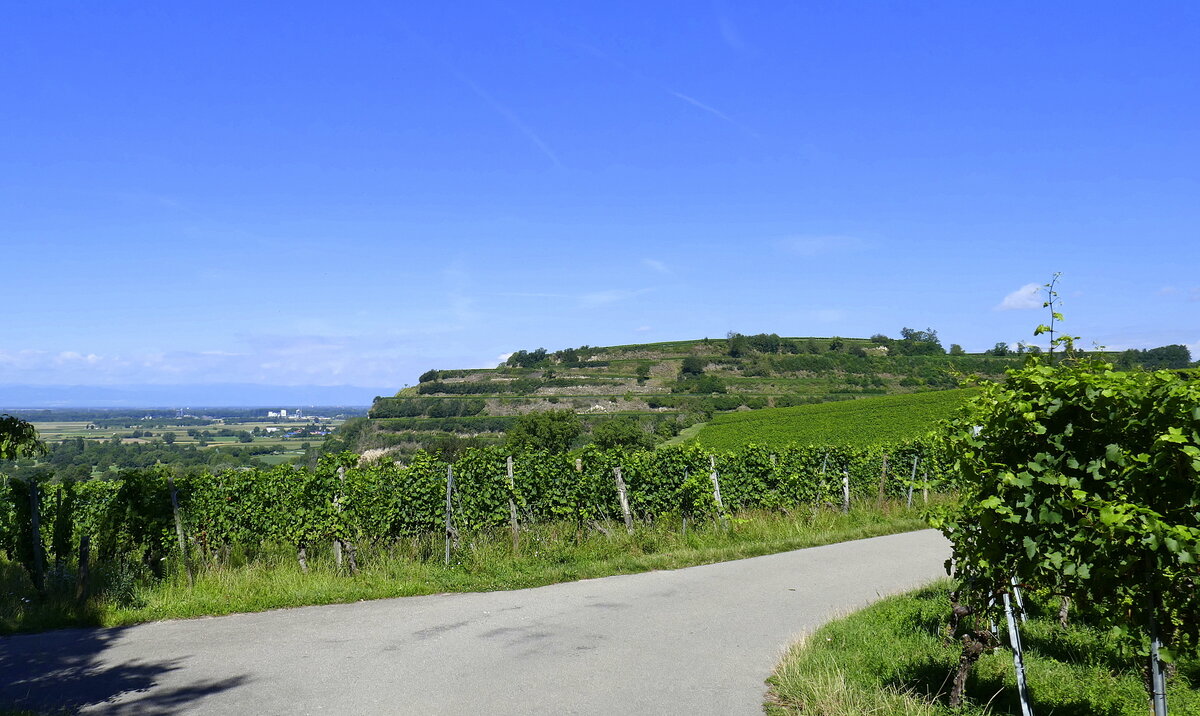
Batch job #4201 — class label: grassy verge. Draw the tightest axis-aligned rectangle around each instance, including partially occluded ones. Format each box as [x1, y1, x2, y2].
[1, 501, 926, 634]
[766, 581, 1200, 715]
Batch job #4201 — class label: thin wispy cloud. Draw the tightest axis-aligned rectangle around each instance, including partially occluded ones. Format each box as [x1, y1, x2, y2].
[401, 23, 562, 168]
[717, 14, 746, 52]
[451, 71, 563, 168]
[778, 236, 866, 257]
[667, 89, 758, 135]
[1166, 283, 1200, 299]
[996, 283, 1043, 311]
[498, 288, 654, 307]
[497, 291, 572, 299]
[1161, 286, 1200, 301]
[669, 91, 735, 123]
[712, 0, 748, 52]
[641, 258, 672, 275]
[580, 288, 653, 307]
[556, 36, 752, 134]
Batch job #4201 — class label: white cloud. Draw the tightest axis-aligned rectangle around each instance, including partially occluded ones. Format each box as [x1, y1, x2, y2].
[54, 351, 101, 365]
[996, 283, 1043, 311]
[778, 236, 865, 257]
[635, 325, 652, 332]
[497, 352, 514, 364]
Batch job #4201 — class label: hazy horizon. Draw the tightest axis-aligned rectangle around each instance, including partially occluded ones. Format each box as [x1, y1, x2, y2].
[0, 383, 390, 410]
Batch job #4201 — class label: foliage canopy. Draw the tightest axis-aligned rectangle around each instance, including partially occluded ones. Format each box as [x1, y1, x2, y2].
[935, 356, 1200, 658]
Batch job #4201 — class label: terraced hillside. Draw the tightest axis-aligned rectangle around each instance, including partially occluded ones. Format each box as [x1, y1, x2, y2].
[335, 334, 1022, 456]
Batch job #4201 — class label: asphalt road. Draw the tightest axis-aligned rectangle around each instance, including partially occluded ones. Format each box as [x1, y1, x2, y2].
[0, 529, 950, 715]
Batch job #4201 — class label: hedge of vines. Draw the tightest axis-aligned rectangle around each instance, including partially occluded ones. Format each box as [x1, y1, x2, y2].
[0, 441, 949, 578]
[932, 358, 1200, 705]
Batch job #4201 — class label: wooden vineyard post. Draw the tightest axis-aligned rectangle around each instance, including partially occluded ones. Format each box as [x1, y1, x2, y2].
[612, 467, 634, 534]
[332, 466, 344, 571]
[819, 452, 829, 506]
[444, 465, 456, 567]
[922, 469, 929, 504]
[28, 482, 45, 593]
[331, 465, 357, 573]
[842, 470, 850, 514]
[506, 456, 519, 550]
[574, 458, 584, 540]
[708, 456, 727, 528]
[75, 534, 91, 603]
[907, 456, 918, 509]
[876, 454, 889, 507]
[343, 466, 358, 575]
[168, 473, 194, 587]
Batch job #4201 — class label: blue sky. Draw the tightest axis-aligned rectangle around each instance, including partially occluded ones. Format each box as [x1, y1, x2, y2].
[2, 2, 1197, 401]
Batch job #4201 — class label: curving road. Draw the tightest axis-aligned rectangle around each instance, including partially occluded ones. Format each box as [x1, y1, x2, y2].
[0, 530, 949, 715]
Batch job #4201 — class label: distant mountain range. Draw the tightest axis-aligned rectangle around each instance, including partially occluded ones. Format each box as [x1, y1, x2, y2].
[0, 383, 391, 409]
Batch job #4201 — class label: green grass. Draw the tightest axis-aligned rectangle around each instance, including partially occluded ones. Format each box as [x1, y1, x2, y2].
[661, 421, 706, 447]
[0, 503, 926, 633]
[694, 389, 977, 450]
[766, 581, 1200, 715]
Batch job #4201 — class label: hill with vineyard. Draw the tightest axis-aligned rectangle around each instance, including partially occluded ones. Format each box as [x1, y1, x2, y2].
[329, 332, 1025, 457]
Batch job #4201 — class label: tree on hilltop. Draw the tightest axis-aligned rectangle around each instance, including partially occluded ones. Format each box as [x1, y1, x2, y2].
[896, 327, 944, 355]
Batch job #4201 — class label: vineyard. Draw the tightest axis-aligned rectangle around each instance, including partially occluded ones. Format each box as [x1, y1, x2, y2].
[0, 440, 949, 608]
[931, 353, 1200, 712]
[694, 389, 977, 451]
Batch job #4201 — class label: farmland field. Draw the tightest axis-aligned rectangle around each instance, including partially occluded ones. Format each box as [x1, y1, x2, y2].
[692, 388, 977, 450]
[11, 412, 348, 473]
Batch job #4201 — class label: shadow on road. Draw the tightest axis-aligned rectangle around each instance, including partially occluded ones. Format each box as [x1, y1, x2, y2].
[0, 626, 248, 714]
